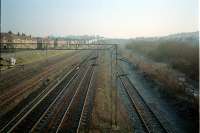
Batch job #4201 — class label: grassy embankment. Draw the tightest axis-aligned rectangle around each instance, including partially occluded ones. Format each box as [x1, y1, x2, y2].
[125, 40, 198, 107]
[0, 50, 72, 69]
[127, 40, 198, 81]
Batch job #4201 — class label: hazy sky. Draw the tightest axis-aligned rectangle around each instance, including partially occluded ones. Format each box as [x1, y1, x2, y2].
[1, 0, 198, 38]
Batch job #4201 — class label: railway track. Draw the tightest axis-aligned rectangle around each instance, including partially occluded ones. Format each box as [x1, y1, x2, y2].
[30, 56, 97, 132]
[76, 66, 96, 133]
[56, 54, 98, 133]
[0, 51, 80, 107]
[118, 66, 175, 133]
[0, 53, 94, 133]
[0, 52, 90, 128]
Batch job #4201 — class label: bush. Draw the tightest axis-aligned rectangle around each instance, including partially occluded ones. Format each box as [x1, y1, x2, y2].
[126, 40, 199, 81]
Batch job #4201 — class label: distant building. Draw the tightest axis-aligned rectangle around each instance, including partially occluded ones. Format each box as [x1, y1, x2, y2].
[54, 39, 58, 48]
[0, 32, 37, 49]
[0, 32, 103, 51]
[35, 37, 45, 49]
[34, 37, 54, 49]
[0, 32, 56, 50]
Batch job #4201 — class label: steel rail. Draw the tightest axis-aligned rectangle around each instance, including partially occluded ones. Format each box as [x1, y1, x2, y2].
[118, 66, 174, 133]
[31, 59, 92, 132]
[0, 67, 76, 133]
[0, 54, 91, 133]
[76, 60, 96, 133]
[56, 60, 96, 133]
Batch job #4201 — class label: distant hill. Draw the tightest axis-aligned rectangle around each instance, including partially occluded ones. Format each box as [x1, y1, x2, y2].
[160, 31, 199, 45]
[133, 31, 199, 45]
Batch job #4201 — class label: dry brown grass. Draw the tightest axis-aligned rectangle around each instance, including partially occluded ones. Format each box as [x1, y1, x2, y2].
[90, 51, 132, 132]
[126, 40, 199, 81]
[123, 50, 198, 107]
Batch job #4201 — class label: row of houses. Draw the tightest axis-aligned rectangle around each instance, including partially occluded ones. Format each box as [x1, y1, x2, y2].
[0, 31, 102, 50]
[0, 32, 53, 49]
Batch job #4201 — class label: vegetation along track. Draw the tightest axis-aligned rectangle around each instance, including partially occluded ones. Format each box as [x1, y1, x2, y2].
[117, 65, 175, 133]
[0, 52, 94, 133]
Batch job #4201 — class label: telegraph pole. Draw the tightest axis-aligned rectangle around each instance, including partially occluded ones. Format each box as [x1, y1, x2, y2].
[114, 44, 118, 127]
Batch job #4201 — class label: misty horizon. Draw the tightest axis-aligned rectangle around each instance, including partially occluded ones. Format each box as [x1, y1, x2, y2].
[1, 0, 198, 38]
[1, 30, 198, 40]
